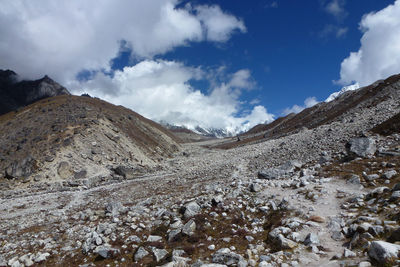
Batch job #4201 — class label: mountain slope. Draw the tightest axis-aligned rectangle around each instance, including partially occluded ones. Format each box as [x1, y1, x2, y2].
[0, 69, 70, 115]
[0, 95, 180, 183]
[213, 73, 400, 149]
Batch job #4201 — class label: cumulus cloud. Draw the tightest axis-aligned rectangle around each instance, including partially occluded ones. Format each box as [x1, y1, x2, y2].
[0, 0, 246, 83]
[338, 0, 400, 86]
[68, 60, 274, 135]
[283, 97, 319, 115]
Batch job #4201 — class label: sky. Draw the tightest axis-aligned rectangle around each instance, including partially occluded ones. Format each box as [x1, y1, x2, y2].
[1, 0, 400, 135]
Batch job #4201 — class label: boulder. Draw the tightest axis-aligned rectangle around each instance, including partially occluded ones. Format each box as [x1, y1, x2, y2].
[347, 137, 376, 159]
[57, 161, 72, 179]
[212, 248, 246, 266]
[182, 201, 201, 219]
[368, 241, 400, 265]
[5, 156, 36, 179]
[94, 246, 120, 259]
[134, 247, 149, 261]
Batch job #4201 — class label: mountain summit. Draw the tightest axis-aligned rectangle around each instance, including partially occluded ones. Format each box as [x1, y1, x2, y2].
[0, 70, 70, 115]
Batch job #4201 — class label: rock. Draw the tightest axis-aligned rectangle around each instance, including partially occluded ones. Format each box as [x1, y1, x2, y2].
[34, 252, 50, 263]
[212, 195, 224, 205]
[152, 247, 168, 262]
[275, 234, 297, 250]
[105, 201, 124, 217]
[182, 219, 196, 236]
[74, 170, 87, 179]
[5, 156, 35, 179]
[347, 137, 376, 158]
[304, 233, 319, 246]
[368, 241, 400, 265]
[147, 235, 163, 242]
[182, 201, 200, 219]
[358, 262, 371, 267]
[212, 248, 245, 266]
[168, 229, 182, 242]
[387, 227, 400, 243]
[347, 174, 361, 185]
[250, 183, 262, 192]
[365, 174, 379, 181]
[19, 254, 34, 267]
[392, 183, 400, 192]
[113, 165, 136, 179]
[94, 246, 120, 259]
[382, 170, 397, 179]
[258, 168, 287, 180]
[343, 248, 356, 258]
[57, 161, 72, 179]
[134, 247, 149, 261]
[0, 255, 6, 267]
[389, 191, 400, 202]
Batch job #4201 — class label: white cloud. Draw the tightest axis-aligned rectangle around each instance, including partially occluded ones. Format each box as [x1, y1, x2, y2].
[338, 0, 400, 86]
[283, 97, 319, 115]
[319, 25, 348, 39]
[0, 0, 246, 84]
[324, 0, 347, 20]
[195, 5, 246, 42]
[68, 60, 274, 135]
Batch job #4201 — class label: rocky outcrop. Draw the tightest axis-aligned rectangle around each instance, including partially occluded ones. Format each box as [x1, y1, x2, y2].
[0, 69, 70, 115]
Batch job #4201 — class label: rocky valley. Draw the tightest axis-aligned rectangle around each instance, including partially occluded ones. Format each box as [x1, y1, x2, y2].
[1, 71, 400, 267]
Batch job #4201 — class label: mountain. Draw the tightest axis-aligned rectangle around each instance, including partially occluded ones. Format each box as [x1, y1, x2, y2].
[325, 82, 360, 102]
[0, 69, 70, 115]
[0, 94, 180, 182]
[211, 73, 400, 149]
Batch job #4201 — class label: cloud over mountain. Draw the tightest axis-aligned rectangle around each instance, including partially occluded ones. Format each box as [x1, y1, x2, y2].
[69, 60, 274, 135]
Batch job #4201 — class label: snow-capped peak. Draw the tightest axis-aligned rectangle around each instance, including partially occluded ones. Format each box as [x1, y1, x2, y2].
[325, 83, 360, 102]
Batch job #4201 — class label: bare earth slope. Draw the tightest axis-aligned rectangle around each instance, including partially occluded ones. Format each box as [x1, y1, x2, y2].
[0, 95, 180, 191]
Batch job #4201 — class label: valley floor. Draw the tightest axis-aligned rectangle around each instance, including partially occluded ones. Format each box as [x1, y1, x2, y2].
[1, 130, 400, 267]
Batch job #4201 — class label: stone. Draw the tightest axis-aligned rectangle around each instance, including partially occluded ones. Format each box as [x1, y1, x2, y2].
[304, 233, 319, 246]
[258, 168, 287, 180]
[387, 227, 400, 243]
[113, 165, 136, 179]
[168, 229, 182, 242]
[212, 248, 245, 266]
[19, 254, 34, 267]
[275, 234, 297, 250]
[74, 170, 87, 179]
[182, 219, 196, 236]
[5, 156, 35, 179]
[368, 241, 400, 264]
[134, 247, 149, 261]
[250, 183, 262, 192]
[383, 170, 397, 179]
[343, 248, 356, 258]
[34, 252, 50, 263]
[365, 174, 379, 181]
[389, 191, 400, 202]
[347, 137, 376, 158]
[182, 201, 201, 219]
[94, 246, 120, 259]
[152, 247, 168, 262]
[358, 261, 372, 267]
[147, 235, 163, 242]
[309, 215, 325, 223]
[105, 201, 124, 217]
[347, 174, 361, 185]
[57, 161, 72, 179]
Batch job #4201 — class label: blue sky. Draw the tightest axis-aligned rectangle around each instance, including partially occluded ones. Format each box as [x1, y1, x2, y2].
[1, 0, 400, 134]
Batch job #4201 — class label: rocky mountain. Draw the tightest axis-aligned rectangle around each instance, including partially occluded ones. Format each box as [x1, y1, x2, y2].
[212, 73, 400, 149]
[0, 69, 70, 115]
[1, 72, 400, 267]
[0, 94, 180, 185]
